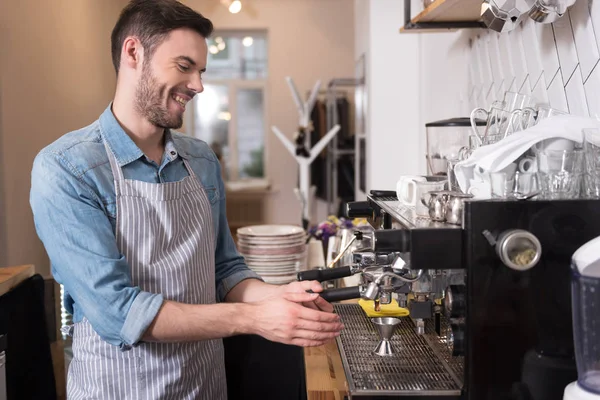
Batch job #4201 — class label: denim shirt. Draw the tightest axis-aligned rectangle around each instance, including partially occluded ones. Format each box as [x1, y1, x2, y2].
[30, 105, 261, 349]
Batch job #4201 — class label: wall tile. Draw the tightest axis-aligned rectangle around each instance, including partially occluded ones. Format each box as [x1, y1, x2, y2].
[584, 62, 600, 118]
[488, 32, 505, 85]
[469, 39, 483, 87]
[485, 82, 499, 106]
[531, 73, 550, 106]
[506, 77, 518, 92]
[509, 27, 529, 91]
[498, 31, 516, 89]
[534, 23, 561, 86]
[547, 68, 561, 89]
[519, 19, 544, 88]
[547, 69, 570, 112]
[473, 86, 484, 109]
[521, 75, 533, 95]
[553, 12, 579, 85]
[565, 66, 590, 116]
[468, 9, 600, 118]
[477, 32, 494, 94]
[569, 0, 600, 82]
[588, 0, 600, 56]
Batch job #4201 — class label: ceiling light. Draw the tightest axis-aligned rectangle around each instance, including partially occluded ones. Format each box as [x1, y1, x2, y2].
[229, 0, 242, 14]
[209, 45, 219, 54]
[218, 111, 232, 121]
[242, 36, 254, 47]
[215, 36, 224, 44]
[217, 42, 226, 51]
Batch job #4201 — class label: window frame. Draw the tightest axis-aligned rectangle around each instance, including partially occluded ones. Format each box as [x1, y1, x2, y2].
[186, 78, 269, 182]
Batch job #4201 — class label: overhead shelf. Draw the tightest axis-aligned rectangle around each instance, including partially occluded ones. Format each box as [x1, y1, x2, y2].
[400, 0, 487, 32]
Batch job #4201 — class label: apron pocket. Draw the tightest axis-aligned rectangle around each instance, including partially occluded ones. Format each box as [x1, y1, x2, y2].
[67, 354, 143, 399]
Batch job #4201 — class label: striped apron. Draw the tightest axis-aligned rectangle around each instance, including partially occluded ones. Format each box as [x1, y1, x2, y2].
[66, 140, 227, 399]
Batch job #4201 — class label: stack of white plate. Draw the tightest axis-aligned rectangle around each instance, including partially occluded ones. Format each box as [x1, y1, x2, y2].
[237, 224, 308, 285]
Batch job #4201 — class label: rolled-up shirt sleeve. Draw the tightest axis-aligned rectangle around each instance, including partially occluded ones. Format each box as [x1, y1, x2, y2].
[30, 151, 163, 349]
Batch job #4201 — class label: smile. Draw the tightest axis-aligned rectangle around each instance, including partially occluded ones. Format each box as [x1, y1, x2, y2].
[172, 94, 190, 108]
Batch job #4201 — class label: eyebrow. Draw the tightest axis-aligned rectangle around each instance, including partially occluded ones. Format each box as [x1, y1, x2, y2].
[175, 56, 206, 72]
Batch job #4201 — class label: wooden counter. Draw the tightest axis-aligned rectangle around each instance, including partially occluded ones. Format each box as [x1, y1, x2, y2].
[304, 299, 356, 400]
[304, 339, 348, 400]
[0, 264, 35, 296]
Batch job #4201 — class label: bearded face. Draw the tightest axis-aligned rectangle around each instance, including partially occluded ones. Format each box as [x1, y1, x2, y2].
[134, 59, 193, 130]
[129, 29, 207, 130]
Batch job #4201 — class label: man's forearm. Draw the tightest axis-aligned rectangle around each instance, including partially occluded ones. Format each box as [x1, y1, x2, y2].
[224, 278, 279, 303]
[142, 300, 255, 343]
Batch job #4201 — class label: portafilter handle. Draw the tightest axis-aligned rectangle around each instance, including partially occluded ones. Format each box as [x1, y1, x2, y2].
[308, 286, 363, 302]
[345, 201, 374, 218]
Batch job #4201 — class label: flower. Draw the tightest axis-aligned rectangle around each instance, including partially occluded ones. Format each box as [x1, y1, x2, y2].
[308, 215, 367, 244]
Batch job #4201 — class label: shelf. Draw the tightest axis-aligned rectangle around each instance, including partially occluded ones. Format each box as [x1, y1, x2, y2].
[400, 0, 487, 33]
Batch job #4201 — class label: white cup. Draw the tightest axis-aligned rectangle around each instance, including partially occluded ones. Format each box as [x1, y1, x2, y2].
[467, 179, 491, 199]
[396, 175, 427, 206]
[537, 138, 575, 152]
[518, 157, 538, 173]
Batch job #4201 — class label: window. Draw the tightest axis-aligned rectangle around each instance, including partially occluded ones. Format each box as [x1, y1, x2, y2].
[186, 31, 268, 181]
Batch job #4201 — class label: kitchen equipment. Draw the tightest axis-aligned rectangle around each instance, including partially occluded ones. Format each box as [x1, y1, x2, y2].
[372, 317, 402, 356]
[583, 128, 600, 199]
[564, 236, 600, 400]
[396, 175, 427, 206]
[444, 192, 474, 225]
[481, 0, 536, 32]
[470, 106, 527, 145]
[426, 118, 485, 176]
[236, 224, 308, 284]
[422, 190, 451, 222]
[536, 148, 585, 199]
[529, 0, 576, 23]
[302, 193, 600, 399]
[504, 91, 536, 112]
[413, 176, 448, 216]
[420, 190, 473, 225]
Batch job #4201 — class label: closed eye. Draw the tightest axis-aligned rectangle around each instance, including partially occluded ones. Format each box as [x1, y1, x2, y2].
[178, 64, 190, 72]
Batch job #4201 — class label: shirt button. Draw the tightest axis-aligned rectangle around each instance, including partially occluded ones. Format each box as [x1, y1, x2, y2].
[170, 151, 177, 156]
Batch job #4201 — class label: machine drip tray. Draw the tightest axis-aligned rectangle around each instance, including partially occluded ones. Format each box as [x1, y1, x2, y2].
[334, 304, 464, 398]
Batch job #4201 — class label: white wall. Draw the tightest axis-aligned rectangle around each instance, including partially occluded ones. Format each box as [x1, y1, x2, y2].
[187, 0, 355, 224]
[354, 0, 422, 198]
[0, 0, 125, 275]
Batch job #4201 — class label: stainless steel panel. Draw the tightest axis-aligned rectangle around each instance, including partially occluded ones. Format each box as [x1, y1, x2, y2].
[375, 198, 461, 230]
[334, 303, 463, 397]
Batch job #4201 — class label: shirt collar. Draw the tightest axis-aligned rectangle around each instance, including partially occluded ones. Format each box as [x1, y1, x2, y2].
[99, 103, 187, 166]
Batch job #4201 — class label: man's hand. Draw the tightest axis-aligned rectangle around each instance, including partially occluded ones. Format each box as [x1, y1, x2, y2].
[248, 291, 344, 347]
[277, 280, 334, 312]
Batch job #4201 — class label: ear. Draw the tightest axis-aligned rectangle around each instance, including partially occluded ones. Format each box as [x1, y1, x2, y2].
[121, 36, 144, 70]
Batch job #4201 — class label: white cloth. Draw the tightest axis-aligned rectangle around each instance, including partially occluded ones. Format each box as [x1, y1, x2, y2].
[454, 114, 600, 193]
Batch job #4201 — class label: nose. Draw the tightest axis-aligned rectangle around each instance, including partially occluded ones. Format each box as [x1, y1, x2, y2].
[188, 73, 204, 94]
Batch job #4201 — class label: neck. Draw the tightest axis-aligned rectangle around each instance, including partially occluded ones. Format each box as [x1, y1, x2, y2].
[112, 88, 165, 158]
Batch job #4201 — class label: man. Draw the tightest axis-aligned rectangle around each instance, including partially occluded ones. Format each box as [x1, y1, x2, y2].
[29, 1, 343, 399]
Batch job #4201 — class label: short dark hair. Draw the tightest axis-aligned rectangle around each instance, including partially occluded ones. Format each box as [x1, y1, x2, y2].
[111, 0, 213, 74]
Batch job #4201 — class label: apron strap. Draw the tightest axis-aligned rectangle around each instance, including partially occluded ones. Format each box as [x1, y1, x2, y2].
[181, 158, 198, 179]
[102, 139, 125, 181]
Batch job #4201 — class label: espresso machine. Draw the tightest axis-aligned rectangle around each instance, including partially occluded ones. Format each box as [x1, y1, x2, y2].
[298, 194, 600, 400]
